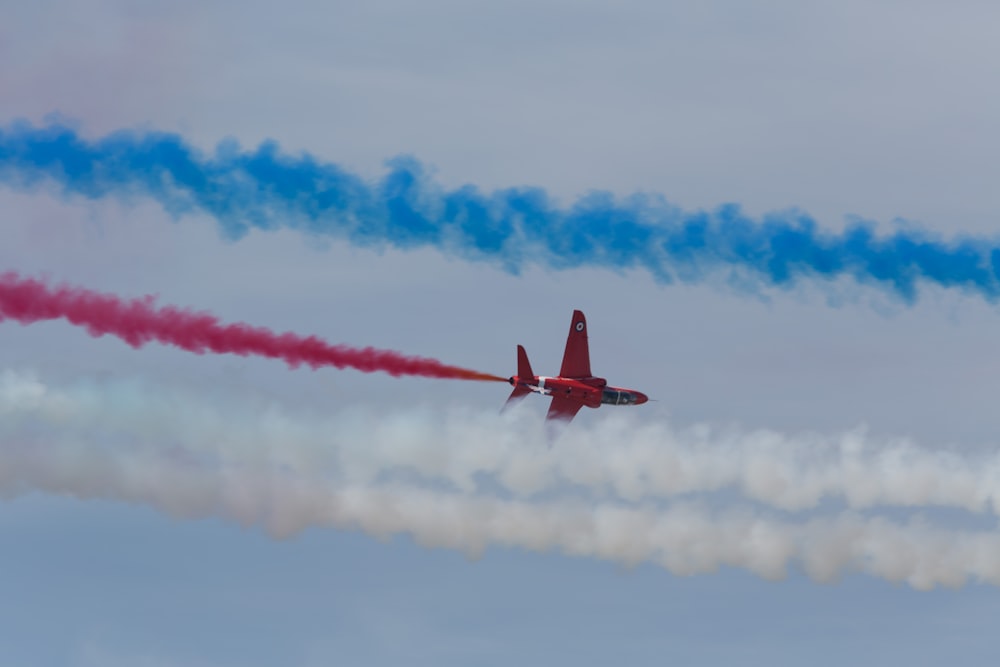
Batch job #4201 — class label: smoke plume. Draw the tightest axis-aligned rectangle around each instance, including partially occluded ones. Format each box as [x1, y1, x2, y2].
[3, 120, 1000, 301]
[0, 272, 502, 381]
[4, 369, 1000, 589]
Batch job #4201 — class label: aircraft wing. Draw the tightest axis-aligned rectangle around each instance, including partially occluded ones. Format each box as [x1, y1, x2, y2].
[559, 310, 592, 378]
[546, 395, 584, 423]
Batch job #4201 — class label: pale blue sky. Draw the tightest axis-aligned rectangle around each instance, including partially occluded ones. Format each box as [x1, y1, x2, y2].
[2, 2, 1000, 664]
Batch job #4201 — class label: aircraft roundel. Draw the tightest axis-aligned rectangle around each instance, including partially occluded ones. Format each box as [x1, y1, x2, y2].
[575, 321, 585, 332]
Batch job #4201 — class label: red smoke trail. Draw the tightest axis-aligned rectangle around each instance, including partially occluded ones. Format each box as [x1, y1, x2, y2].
[0, 272, 506, 382]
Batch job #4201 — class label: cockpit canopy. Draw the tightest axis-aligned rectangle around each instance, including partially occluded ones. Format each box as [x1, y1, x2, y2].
[601, 389, 639, 405]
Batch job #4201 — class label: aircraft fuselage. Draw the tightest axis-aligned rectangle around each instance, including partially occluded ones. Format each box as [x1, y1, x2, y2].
[507, 374, 648, 409]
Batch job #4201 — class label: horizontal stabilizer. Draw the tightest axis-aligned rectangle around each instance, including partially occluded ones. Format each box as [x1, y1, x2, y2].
[501, 385, 532, 413]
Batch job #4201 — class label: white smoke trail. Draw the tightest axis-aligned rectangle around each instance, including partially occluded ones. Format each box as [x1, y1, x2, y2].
[3, 369, 1000, 589]
[3, 369, 1000, 515]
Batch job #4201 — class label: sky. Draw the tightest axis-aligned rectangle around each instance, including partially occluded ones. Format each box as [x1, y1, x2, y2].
[3, 1, 1000, 664]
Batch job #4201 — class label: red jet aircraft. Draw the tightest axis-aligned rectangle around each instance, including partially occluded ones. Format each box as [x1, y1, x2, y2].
[503, 310, 648, 425]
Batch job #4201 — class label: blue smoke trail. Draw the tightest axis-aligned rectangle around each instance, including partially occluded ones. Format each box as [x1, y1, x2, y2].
[2, 119, 999, 301]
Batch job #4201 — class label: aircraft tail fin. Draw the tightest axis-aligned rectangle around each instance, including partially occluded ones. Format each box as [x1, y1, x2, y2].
[501, 346, 535, 414]
[517, 344, 534, 379]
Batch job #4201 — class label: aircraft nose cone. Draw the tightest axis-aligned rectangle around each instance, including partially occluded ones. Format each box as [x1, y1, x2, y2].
[633, 391, 648, 405]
